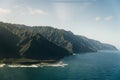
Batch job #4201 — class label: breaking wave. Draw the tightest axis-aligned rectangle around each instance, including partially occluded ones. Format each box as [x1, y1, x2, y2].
[0, 61, 68, 68]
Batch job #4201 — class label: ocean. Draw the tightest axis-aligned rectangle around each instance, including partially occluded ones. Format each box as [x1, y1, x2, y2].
[0, 50, 120, 80]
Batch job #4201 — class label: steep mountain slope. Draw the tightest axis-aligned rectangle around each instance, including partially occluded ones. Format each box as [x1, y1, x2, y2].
[0, 22, 71, 61]
[0, 22, 118, 63]
[31, 26, 117, 53]
[0, 26, 20, 58]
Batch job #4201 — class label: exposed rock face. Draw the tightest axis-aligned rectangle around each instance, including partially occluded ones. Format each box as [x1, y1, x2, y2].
[0, 22, 71, 60]
[30, 27, 117, 53]
[0, 22, 118, 62]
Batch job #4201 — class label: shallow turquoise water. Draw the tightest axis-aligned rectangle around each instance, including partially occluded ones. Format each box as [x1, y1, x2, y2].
[0, 50, 120, 80]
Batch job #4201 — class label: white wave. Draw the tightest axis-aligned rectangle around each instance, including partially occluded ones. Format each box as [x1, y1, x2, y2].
[73, 53, 76, 55]
[0, 61, 68, 68]
[0, 64, 6, 67]
[40, 61, 68, 67]
[8, 64, 39, 68]
[40, 63, 68, 67]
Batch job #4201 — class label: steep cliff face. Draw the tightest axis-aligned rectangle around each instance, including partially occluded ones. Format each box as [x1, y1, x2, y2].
[0, 22, 118, 62]
[31, 27, 95, 53]
[20, 33, 71, 60]
[0, 22, 71, 60]
[84, 38, 117, 50]
[0, 26, 20, 58]
[31, 27, 117, 53]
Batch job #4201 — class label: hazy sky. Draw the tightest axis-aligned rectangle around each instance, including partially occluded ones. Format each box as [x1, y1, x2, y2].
[0, 0, 120, 48]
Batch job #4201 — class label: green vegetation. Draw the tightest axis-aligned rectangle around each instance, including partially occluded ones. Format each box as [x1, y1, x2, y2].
[0, 22, 117, 64]
[0, 22, 71, 64]
[30, 26, 117, 53]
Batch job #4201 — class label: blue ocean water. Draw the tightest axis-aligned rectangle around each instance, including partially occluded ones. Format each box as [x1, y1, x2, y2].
[0, 50, 120, 80]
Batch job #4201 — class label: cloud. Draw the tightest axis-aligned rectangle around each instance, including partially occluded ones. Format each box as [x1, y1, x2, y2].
[52, 0, 96, 3]
[95, 16, 113, 21]
[54, 1, 92, 23]
[95, 17, 101, 21]
[12, 6, 48, 16]
[104, 16, 113, 21]
[28, 8, 48, 15]
[54, 3, 70, 22]
[0, 8, 11, 14]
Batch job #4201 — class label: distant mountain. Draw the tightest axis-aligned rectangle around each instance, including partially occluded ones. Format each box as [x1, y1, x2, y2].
[30, 26, 117, 53]
[0, 22, 118, 64]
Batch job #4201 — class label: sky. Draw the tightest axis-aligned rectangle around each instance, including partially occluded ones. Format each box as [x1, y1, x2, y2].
[0, 0, 120, 49]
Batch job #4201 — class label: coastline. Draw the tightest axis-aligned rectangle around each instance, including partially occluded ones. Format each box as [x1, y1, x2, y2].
[0, 60, 68, 68]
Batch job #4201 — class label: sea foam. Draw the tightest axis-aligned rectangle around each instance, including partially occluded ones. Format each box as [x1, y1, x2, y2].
[0, 61, 68, 68]
[0, 64, 6, 67]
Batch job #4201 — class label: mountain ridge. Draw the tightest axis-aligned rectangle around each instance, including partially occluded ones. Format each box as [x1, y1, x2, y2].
[0, 22, 118, 64]
[0, 22, 72, 64]
[30, 26, 117, 53]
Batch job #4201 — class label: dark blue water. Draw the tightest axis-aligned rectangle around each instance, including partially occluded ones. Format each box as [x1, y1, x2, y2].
[0, 50, 120, 80]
